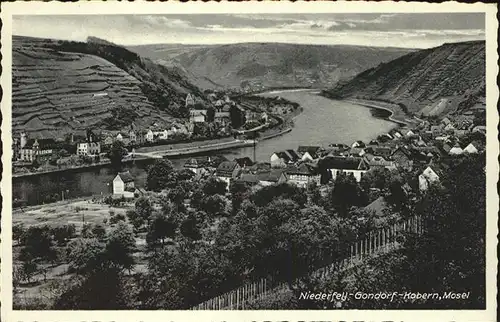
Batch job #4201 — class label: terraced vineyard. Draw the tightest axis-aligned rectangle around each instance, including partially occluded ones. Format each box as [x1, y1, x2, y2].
[323, 40, 485, 116]
[12, 36, 203, 138]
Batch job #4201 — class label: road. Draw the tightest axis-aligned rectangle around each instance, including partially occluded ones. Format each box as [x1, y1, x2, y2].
[133, 139, 256, 159]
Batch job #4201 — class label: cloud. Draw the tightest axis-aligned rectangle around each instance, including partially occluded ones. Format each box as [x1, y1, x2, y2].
[12, 13, 485, 49]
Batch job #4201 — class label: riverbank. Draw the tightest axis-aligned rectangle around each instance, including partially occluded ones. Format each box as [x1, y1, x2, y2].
[144, 139, 256, 158]
[12, 156, 152, 179]
[343, 99, 412, 126]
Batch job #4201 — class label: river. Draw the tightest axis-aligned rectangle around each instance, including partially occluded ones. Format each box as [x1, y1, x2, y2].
[224, 89, 398, 160]
[13, 89, 397, 206]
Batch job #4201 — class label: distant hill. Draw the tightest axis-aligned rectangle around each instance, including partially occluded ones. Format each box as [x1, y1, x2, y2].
[128, 43, 414, 90]
[323, 40, 485, 116]
[12, 36, 206, 138]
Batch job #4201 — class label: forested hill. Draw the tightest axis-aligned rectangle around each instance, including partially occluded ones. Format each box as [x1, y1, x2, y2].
[128, 42, 414, 90]
[323, 40, 485, 116]
[12, 36, 206, 138]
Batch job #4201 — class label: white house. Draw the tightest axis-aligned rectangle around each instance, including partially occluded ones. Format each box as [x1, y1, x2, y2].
[449, 145, 463, 155]
[418, 166, 440, 191]
[321, 156, 369, 182]
[351, 140, 366, 148]
[216, 161, 241, 191]
[190, 110, 206, 123]
[145, 130, 154, 142]
[286, 163, 320, 188]
[298, 146, 321, 162]
[463, 142, 479, 154]
[185, 93, 195, 107]
[77, 141, 101, 156]
[116, 133, 123, 141]
[153, 130, 169, 141]
[270, 150, 301, 168]
[77, 130, 101, 156]
[113, 171, 135, 198]
[444, 123, 456, 132]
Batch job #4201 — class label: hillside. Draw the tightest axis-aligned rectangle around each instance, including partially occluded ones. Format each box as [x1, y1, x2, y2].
[12, 36, 206, 138]
[323, 40, 485, 116]
[128, 43, 414, 90]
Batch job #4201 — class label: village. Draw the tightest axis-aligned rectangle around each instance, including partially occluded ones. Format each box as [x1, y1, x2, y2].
[11, 91, 299, 176]
[12, 96, 486, 309]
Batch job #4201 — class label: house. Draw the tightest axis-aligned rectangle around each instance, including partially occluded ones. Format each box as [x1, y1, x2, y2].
[116, 133, 123, 141]
[270, 150, 301, 168]
[113, 171, 135, 198]
[20, 138, 57, 163]
[12, 137, 20, 161]
[430, 125, 443, 134]
[364, 155, 396, 170]
[145, 130, 155, 142]
[234, 157, 254, 168]
[256, 169, 288, 187]
[77, 129, 101, 156]
[298, 146, 321, 161]
[185, 93, 195, 108]
[216, 161, 241, 190]
[128, 130, 137, 143]
[392, 131, 403, 139]
[349, 147, 366, 157]
[442, 143, 453, 154]
[418, 166, 440, 191]
[286, 163, 320, 188]
[184, 158, 210, 175]
[449, 144, 463, 155]
[215, 99, 224, 107]
[190, 110, 206, 123]
[463, 142, 479, 154]
[103, 136, 114, 148]
[391, 147, 413, 170]
[444, 123, 456, 132]
[261, 112, 269, 123]
[319, 156, 369, 182]
[153, 129, 169, 141]
[441, 117, 451, 126]
[351, 140, 366, 148]
[472, 125, 486, 135]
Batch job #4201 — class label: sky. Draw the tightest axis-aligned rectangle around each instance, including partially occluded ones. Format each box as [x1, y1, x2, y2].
[13, 13, 485, 49]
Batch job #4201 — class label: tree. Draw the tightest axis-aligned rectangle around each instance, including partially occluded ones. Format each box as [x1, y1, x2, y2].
[230, 181, 250, 214]
[126, 209, 144, 231]
[13, 223, 26, 244]
[177, 168, 195, 181]
[168, 186, 187, 211]
[20, 225, 57, 263]
[230, 105, 246, 128]
[105, 222, 137, 272]
[51, 224, 76, 245]
[202, 194, 226, 216]
[91, 224, 107, 240]
[206, 106, 215, 123]
[180, 213, 202, 240]
[202, 177, 227, 196]
[135, 197, 153, 225]
[329, 173, 362, 216]
[108, 140, 128, 169]
[20, 260, 38, 284]
[147, 212, 178, 246]
[146, 159, 176, 191]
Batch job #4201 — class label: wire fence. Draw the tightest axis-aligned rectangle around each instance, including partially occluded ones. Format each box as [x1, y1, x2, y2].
[191, 215, 424, 310]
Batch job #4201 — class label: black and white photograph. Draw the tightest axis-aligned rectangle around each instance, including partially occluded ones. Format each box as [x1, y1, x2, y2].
[1, 2, 498, 321]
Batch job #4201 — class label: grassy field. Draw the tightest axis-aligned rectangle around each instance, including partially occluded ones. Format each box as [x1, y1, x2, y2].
[13, 199, 130, 233]
[13, 199, 150, 308]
